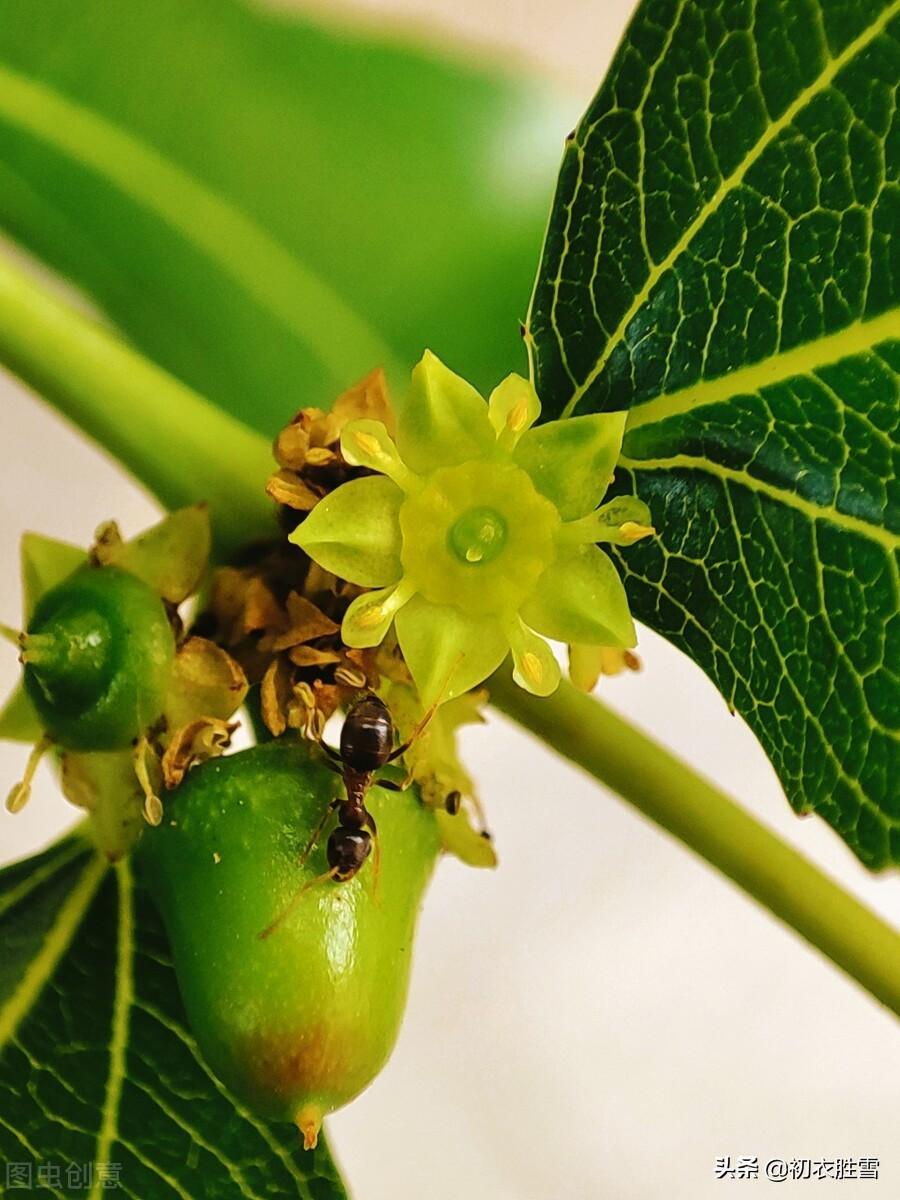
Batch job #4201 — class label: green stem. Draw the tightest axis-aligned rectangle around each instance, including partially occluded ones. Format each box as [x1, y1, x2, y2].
[3, 242, 896, 1018]
[490, 671, 900, 1017]
[0, 251, 274, 557]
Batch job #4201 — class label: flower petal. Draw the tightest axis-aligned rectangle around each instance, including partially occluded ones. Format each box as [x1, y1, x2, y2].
[93, 505, 211, 604]
[342, 578, 417, 648]
[559, 495, 654, 546]
[165, 636, 248, 727]
[20, 532, 86, 621]
[568, 643, 640, 691]
[396, 350, 495, 472]
[340, 420, 419, 493]
[505, 617, 561, 697]
[514, 411, 627, 519]
[0, 684, 42, 743]
[488, 374, 540, 449]
[395, 595, 508, 706]
[435, 809, 497, 867]
[521, 545, 636, 647]
[290, 476, 404, 587]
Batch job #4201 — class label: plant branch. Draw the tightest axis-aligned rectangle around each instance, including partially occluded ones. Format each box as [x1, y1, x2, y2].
[490, 670, 900, 1017]
[0, 250, 275, 557]
[3, 244, 897, 1016]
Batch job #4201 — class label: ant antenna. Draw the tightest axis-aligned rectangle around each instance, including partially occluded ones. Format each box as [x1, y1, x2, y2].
[258, 866, 339, 941]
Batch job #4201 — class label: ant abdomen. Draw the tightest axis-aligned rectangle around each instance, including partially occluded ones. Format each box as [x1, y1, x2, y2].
[339, 694, 393, 772]
[327, 827, 372, 880]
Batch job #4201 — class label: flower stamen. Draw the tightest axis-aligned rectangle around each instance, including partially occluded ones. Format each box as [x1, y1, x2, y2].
[521, 651, 543, 688]
[559, 497, 655, 547]
[507, 397, 530, 434]
[341, 420, 420, 493]
[342, 578, 417, 648]
[619, 521, 655, 544]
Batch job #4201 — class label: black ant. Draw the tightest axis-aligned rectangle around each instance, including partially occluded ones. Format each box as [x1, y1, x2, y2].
[259, 691, 458, 939]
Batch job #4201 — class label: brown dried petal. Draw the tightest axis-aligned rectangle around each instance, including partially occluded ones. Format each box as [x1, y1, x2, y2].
[166, 637, 248, 727]
[266, 469, 321, 511]
[303, 447, 337, 467]
[261, 656, 293, 737]
[331, 367, 396, 435]
[91, 520, 124, 563]
[273, 422, 310, 470]
[306, 408, 341, 448]
[243, 576, 284, 635]
[304, 562, 343, 597]
[312, 681, 342, 719]
[270, 593, 339, 650]
[288, 645, 342, 668]
[210, 567, 251, 643]
[162, 717, 237, 790]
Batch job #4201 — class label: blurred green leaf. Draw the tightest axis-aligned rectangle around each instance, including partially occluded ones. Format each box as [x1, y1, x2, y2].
[0, 0, 563, 434]
[528, 0, 899, 866]
[0, 833, 348, 1198]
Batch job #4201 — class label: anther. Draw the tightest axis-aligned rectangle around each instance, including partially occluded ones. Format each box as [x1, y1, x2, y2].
[521, 652, 543, 686]
[354, 431, 383, 458]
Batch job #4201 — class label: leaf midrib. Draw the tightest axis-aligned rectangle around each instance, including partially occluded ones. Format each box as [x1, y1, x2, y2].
[624, 312, 899, 432]
[619, 451, 900, 558]
[88, 861, 132, 1200]
[544, 0, 900, 418]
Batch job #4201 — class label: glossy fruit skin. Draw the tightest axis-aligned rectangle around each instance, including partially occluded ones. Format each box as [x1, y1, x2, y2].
[23, 565, 175, 750]
[138, 741, 440, 1128]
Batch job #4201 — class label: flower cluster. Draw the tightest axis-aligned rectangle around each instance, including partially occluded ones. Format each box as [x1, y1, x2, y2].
[292, 352, 652, 705]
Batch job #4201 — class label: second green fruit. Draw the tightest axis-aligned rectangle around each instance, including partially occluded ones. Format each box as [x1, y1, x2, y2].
[139, 741, 440, 1146]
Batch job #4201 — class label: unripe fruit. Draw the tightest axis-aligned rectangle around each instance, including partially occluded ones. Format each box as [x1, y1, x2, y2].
[22, 565, 175, 751]
[139, 741, 440, 1146]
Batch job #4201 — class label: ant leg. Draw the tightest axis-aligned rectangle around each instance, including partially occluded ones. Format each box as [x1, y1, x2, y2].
[298, 796, 341, 868]
[258, 866, 340, 940]
[317, 740, 344, 767]
[385, 697, 440, 765]
[363, 811, 381, 905]
[374, 777, 405, 792]
[386, 653, 465, 766]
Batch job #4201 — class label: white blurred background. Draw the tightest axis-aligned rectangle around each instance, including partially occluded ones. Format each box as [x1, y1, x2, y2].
[2, 2, 898, 1197]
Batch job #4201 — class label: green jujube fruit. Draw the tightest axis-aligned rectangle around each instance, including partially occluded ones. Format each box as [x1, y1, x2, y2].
[139, 741, 441, 1146]
[22, 564, 175, 750]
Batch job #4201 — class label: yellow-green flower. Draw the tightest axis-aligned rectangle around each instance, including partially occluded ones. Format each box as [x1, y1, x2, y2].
[291, 352, 652, 705]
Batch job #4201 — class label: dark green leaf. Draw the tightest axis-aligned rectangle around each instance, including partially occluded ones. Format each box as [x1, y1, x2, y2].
[0, 0, 559, 435]
[0, 833, 347, 1198]
[528, 0, 899, 865]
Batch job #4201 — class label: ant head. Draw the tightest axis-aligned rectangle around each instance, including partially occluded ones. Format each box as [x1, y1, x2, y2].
[327, 827, 372, 881]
